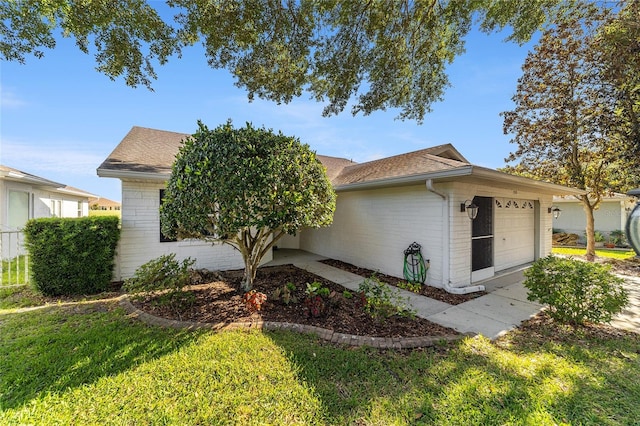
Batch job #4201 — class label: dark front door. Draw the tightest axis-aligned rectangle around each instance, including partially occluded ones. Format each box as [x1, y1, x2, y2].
[471, 196, 494, 280]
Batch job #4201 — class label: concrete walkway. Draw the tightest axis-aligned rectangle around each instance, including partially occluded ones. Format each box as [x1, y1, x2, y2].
[610, 274, 640, 333]
[267, 250, 544, 340]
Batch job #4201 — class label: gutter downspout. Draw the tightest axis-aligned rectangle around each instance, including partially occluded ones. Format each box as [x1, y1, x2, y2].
[425, 180, 485, 294]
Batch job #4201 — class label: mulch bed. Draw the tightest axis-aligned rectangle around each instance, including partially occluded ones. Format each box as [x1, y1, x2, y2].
[129, 265, 459, 338]
[319, 258, 485, 305]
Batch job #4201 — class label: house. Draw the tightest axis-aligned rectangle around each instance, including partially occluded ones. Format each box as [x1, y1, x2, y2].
[552, 194, 636, 244]
[89, 197, 121, 211]
[1, 165, 96, 258]
[97, 126, 583, 292]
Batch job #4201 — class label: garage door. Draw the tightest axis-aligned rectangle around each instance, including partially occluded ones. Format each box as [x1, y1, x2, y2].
[494, 198, 535, 271]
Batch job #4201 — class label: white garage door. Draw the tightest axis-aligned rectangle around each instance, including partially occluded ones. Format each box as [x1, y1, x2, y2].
[494, 198, 535, 271]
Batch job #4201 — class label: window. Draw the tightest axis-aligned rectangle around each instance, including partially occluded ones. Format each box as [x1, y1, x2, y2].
[50, 199, 62, 217]
[159, 189, 176, 242]
[8, 190, 30, 229]
[77, 201, 83, 217]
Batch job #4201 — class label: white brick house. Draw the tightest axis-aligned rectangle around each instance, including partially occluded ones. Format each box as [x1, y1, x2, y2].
[98, 126, 583, 291]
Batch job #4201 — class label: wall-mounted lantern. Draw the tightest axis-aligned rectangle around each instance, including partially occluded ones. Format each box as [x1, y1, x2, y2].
[460, 200, 479, 220]
[548, 206, 562, 219]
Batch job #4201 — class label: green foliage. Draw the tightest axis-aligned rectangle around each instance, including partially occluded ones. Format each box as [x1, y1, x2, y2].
[358, 275, 416, 320]
[342, 290, 353, 299]
[305, 282, 330, 298]
[593, 231, 605, 242]
[161, 120, 336, 290]
[524, 256, 628, 325]
[610, 229, 626, 246]
[501, 3, 639, 257]
[123, 254, 194, 296]
[123, 254, 195, 314]
[0, 0, 179, 89]
[270, 282, 297, 306]
[397, 281, 422, 293]
[1, 1, 578, 121]
[23, 216, 120, 296]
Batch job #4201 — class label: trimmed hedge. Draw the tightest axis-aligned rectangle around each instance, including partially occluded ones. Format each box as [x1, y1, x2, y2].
[23, 216, 120, 296]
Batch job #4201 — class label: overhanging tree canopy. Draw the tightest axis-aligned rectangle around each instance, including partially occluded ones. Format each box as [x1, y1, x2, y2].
[160, 121, 336, 290]
[1, 0, 573, 122]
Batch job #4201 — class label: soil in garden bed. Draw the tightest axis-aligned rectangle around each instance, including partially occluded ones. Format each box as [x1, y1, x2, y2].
[319, 259, 485, 305]
[129, 265, 458, 338]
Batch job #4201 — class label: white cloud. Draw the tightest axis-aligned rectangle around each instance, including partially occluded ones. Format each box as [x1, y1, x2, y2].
[0, 86, 27, 109]
[1, 139, 104, 177]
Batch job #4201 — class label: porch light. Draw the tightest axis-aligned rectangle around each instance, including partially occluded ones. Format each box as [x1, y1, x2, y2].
[460, 200, 479, 220]
[548, 206, 561, 219]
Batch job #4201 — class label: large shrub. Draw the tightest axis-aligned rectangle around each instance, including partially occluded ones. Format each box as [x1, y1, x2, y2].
[161, 120, 336, 291]
[524, 255, 628, 325]
[23, 216, 120, 296]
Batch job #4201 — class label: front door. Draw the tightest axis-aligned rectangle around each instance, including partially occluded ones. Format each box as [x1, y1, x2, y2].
[471, 196, 494, 282]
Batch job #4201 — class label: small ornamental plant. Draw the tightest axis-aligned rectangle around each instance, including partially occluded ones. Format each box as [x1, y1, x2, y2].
[524, 255, 628, 325]
[303, 282, 330, 317]
[270, 282, 298, 305]
[124, 254, 196, 315]
[358, 275, 416, 320]
[243, 290, 267, 312]
[397, 281, 422, 293]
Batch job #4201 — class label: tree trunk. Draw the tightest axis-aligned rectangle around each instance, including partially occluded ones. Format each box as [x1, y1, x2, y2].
[241, 260, 257, 292]
[582, 195, 596, 261]
[236, 229, 287, 292]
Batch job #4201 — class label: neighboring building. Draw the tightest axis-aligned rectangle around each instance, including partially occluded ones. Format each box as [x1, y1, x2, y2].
[98, 126, 583, 292]
[552, 194, 636, 243]
[1, 165, 96, 258]
[89, 197, 121, 211]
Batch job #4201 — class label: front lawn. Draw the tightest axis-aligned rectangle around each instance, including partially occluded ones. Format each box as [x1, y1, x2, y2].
[1, 289, 639, 425]
[552, 247, 636, 260]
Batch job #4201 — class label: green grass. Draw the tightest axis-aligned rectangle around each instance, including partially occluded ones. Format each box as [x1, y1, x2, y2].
[1, 294, 639, 425]
[552, 247, 636, 260]
[1, 255, 28, 285]
[89, 210, 121, 218]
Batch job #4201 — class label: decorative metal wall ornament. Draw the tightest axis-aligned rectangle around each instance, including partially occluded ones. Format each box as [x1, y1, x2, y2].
[403, 242, 429, 284]
[626, 188, 640, 257]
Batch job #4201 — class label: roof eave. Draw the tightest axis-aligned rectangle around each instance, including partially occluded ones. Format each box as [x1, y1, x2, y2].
[334, 165, 584, 196]
[471, 167, 585, 196]
[56, 188, 97, 198]
[333, 166, 474, 191]
[0, 170, 65, 188]
[97, 168, 170, 182]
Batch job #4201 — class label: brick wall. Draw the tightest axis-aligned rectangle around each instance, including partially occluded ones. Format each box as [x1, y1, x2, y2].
[115, 180, 246, 280]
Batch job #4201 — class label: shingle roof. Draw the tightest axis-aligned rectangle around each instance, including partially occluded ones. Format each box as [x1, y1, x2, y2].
[98, 126, 189, 174]
[331, 148, 469, 186]
[98, 126, 585, 196]
[98, 126, 470, 186]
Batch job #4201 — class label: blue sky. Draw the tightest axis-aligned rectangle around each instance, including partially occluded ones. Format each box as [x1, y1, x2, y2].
[1, 22, 538, 203]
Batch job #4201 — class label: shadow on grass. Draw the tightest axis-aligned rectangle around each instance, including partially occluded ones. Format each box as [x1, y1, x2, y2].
[266, 314, 640, 425]
[0, 301, 201, 411]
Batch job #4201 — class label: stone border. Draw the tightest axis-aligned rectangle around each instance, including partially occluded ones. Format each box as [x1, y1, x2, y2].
[118, 296, 470, 349]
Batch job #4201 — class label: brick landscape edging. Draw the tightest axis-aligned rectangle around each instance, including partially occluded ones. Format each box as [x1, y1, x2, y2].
[118, 296, 469, 349]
